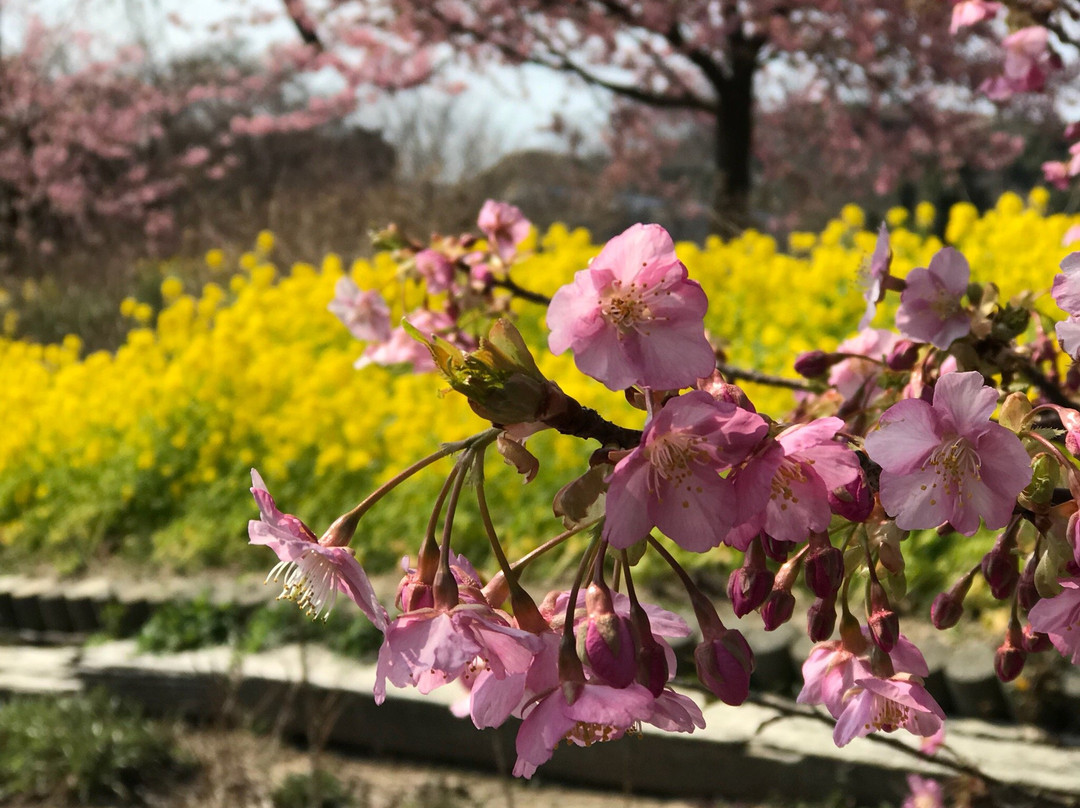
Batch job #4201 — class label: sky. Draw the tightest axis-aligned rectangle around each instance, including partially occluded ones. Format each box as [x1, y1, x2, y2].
[5, 0, 611, 179]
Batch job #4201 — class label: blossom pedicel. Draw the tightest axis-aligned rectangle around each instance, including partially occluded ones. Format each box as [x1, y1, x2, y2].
[229, 197, 1079, 784]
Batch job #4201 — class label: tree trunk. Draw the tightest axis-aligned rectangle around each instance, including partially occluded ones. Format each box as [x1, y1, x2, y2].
[712, 35, 759, 235]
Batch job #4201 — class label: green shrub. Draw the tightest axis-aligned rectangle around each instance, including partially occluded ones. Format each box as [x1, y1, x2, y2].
[272, 769, 359, 808]
[0, 690, 187, 804]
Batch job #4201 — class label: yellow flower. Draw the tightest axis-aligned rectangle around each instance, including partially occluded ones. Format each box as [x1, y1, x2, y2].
[161, 276, 184, 302]
[205, 248, 226, 270]
[132, 303, 154, 324]
[914, 201, 936, 229]
[1028, 186, 1050, 213]
[120, 297, 138, 317]
[255, 230, 275, 255]
[885, 207, 909, 227]
[839, 204, 866, 230]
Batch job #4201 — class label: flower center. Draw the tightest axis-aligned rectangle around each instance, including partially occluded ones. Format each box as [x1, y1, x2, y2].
[922, 436, 981, 501]
[930, 290, 962, 320]
[866, 693, 912, 733]
[266, 550, 339, 620]
[600, 279, 652, 335]
[646, 432, 707, 487]
[564, 719, 640, 747]
[770, 458, 809, 511]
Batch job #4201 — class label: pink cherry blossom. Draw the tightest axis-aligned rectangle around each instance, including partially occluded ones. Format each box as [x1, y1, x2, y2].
[797, 631, 929, 718]
[829, 328, 901, 405]
[865, 371, 1032, 535]
[859, 223, 892, 329]
[477, 199, 531, 262]
[949, 0, 1000, 35]
[981, 26, 1053, 100]
[547, 223, 716, 391]
[248, 469, 387, 629]
[512, 680, 656, 778]
[603, 391, 769, 552]
[903, 774, 944, 808]
[1026, 579, 1080, 665]
[1063, 225, 1080, 247]
[895, 247, 971, 349]
[1052, 253, 1080, 359]
[832, 674, 945, 747]
[356, 308, 474, 373]
[413, 248, 456, 293]
[374, 603, 544, 703]
[328, 276, 392, 342]
[730, 417, 862, 545]
[1051, 252, 1080, 315]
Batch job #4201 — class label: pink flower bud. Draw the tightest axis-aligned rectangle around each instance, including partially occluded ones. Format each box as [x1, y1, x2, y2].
[577, 582, 637, 688]
[760, 533, 790, 563]
[981, 531, 1019, 600]
[930, 568, 975, 630]
[807, 595, 837, 641]
[994, 627, 1027, 683]
[1017, 552, 1041, 612]
[868, 581, 899, 654]
[804, 542, 844, 599]
[885, 339, 920, 371]
[694, 628, 754, 706]
[930, 591, 964, 630]
[761, 590, 795, 630]
[1022, 624, 1052, 653]
[827, 472, 873, 523]
[727, 540, 773, 617]
[794, 350, 839, 378]
[697, 370, 756, 411]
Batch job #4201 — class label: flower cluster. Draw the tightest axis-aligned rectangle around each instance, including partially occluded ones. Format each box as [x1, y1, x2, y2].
[243, 196, 1080, 784]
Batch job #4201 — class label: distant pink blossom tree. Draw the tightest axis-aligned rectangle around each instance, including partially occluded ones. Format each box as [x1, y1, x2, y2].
[0, 6, 434, 263]
[272, 0, 1076, 225]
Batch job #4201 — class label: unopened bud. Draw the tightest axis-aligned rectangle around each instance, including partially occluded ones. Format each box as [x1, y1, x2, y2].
[1022, 624, 1052, 653]
[804, 542, 844, 599]
[760, 533, 791, 563]
[578, 582, 636, 688]
[727, 540, 773, 617]
[930, 568, 976, 630]
[994, 626, 1027, 683]
[930, 591, 964, 630]
[629, 602, 669, 697]
[982, 530, 1019, 600]
[807, 595, 837, 641]
[697, 370, 756, 411]
[694, 628, 754, 706]
[761, 590, 795, 630]
[885, 339, 920, 371]
[794, 350, 839, 378]
[1017, 551, 1041, 612]
[867, 580, 899, 654]
[827, 472, 873, 523]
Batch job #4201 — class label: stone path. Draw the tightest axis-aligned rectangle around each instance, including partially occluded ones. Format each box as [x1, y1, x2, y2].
[2, 574, 1080, 805]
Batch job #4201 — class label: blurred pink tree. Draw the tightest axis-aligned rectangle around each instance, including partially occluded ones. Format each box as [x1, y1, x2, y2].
[0, 9, 432, 264]
[282, 0, 1078, 228]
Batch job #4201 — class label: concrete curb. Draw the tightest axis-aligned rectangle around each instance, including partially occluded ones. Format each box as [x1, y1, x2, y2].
[2, 640, 1077, 806]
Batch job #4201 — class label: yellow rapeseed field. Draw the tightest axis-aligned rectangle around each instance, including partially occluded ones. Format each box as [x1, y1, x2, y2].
[2, 193, 1078, 573]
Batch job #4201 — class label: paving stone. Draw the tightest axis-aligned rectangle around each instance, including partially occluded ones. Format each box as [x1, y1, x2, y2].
[0, 645, 81, 694]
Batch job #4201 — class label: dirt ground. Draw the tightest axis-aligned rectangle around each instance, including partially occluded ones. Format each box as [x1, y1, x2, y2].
[144, 726, 759, 808]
